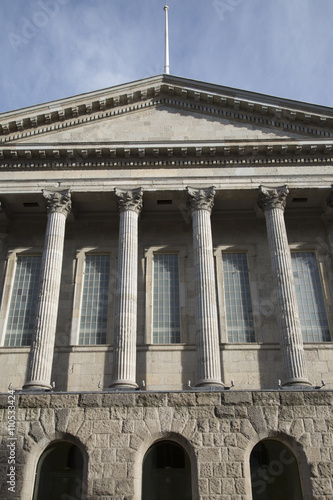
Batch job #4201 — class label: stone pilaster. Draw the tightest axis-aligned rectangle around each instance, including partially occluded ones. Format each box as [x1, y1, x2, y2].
[258, 185, 311, 387]
[187, 187, 223, 388]
[23, 189, 71, 390]
[110, 188, 143, 388]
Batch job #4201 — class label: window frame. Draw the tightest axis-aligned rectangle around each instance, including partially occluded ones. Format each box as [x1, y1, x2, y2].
[0, 248, 42, 347]
[70, 248, 114, 346]
[215, 244, 260, 344]
[144, 246, 187, 345]
[290, 242, 332, 343]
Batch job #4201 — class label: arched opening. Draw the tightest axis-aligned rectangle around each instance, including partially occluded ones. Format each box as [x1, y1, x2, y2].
[33, 441, 84, 500]
[250, 439, 303, 500]
[142, 440, 192, 500]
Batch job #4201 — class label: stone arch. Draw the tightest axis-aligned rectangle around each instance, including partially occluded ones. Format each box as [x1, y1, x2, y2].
[244, 431, 311, 500]
[133, 431, 199, 500]
[21, 432, 88, 500]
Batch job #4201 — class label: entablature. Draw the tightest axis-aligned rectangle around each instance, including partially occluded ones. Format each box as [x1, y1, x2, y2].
[1, 139, 333, 170]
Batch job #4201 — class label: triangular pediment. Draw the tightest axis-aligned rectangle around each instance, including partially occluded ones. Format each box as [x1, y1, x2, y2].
[12, 104, 311, 144]
[1, 75, 333, 146]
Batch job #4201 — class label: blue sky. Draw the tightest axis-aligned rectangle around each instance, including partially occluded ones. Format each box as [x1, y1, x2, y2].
[0, 0, 333, 114]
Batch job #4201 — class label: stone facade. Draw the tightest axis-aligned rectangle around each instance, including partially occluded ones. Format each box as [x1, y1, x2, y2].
[0, 74, 333, 499]
[1, 390, 333, 499]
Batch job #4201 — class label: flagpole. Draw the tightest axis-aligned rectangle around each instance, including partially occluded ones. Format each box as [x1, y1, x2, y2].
[164, 3, 170, 74]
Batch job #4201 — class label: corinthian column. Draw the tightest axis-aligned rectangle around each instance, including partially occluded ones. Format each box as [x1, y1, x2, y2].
[187, 187, 223, 388]
[258, 185, 311, 387]
[110, 188, 143, 388]
[24, 189, 71, 390]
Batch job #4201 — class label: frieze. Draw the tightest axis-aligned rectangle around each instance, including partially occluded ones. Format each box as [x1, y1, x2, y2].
[0, 154, 333, 171]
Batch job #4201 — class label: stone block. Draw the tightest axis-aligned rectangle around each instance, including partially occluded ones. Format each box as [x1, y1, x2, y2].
[189, 406, 215, 419]
[50, 394, 79, 408]
[85, 407, 110, 420]
[93, 479, 114, 496]
[29, 421, 45, 443]
[289, 419, 305, 439]
[168, 392, 196, 406]
[220, 478, 236, 495]
[213, 463, 226, 478]
[222, 391, 252, 405]
[144, 418, 161, 436]
[214, 406, 235, 419]
[252, 391, 280, 405]
[247, 406, 266, 433]
[67, 408, 85, 436]
[55, 408, 70, 433]
[226, 462, 242, 478]
[103, 462, 127, 480]
[111, 406, 128, 420]
[93, 420, 122, 435]
[19, 394, 50, 408]
[79, 393, 102, 407]
[102, 392, 135, 407]
[304, 391, 333, 406]
[40, 408, 55, 437]
[135, 393, 167, 407]
[197, 447, 221, 463]
[199, 462, 213, 478]
[279, 391, 304, 406]
[209, 478, 221, 494]
[196, 392, 221, 406]
[127, 407, 144, 420]
[311, 478, 333, 495]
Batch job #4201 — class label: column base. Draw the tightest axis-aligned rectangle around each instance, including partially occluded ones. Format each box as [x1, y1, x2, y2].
[282, 377, 312, 388]
[109, 379, 139, 390]
[195, 379, 225, 389]
[22, 381, 52, 391]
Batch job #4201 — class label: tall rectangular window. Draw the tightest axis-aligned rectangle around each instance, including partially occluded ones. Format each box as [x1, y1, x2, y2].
[153, 254, 180, 344]
[222, 253, 255, 343]
[291, 252, 330, 342]
[4, 255, 41, 347]
[79, 255, 110, 345]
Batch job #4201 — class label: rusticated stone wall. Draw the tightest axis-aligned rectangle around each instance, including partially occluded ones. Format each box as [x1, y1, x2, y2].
[0, 390, 332, 500]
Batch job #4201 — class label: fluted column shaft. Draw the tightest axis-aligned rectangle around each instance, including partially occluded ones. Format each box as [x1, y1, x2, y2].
[24, 190, 71, 390]
[187, 187, 223, 387]
[258, 186, 311, 387]
[111, 188, 143, 388]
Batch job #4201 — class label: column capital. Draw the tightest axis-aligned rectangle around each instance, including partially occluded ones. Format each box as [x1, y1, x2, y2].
[258, 185, 289, 213]
[115, 187, 143, 215]
[43, 189, 71, 217]
[187, 186, 216, 214]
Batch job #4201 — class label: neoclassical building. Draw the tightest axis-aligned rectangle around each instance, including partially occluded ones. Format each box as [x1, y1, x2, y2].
[0, 74, 332, 499]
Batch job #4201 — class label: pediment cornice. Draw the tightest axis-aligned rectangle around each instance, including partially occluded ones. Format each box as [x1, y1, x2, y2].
[1, 139, 333, 170]
[1, 75, 333, 143]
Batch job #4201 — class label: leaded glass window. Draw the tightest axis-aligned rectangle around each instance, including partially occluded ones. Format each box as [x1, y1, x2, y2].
[79, 255, 110, 345]
[153, 254, 180, 344]
[4, 255, 41, 347]
[222, 253, 255, 343]
[292, 251, 330, 342]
